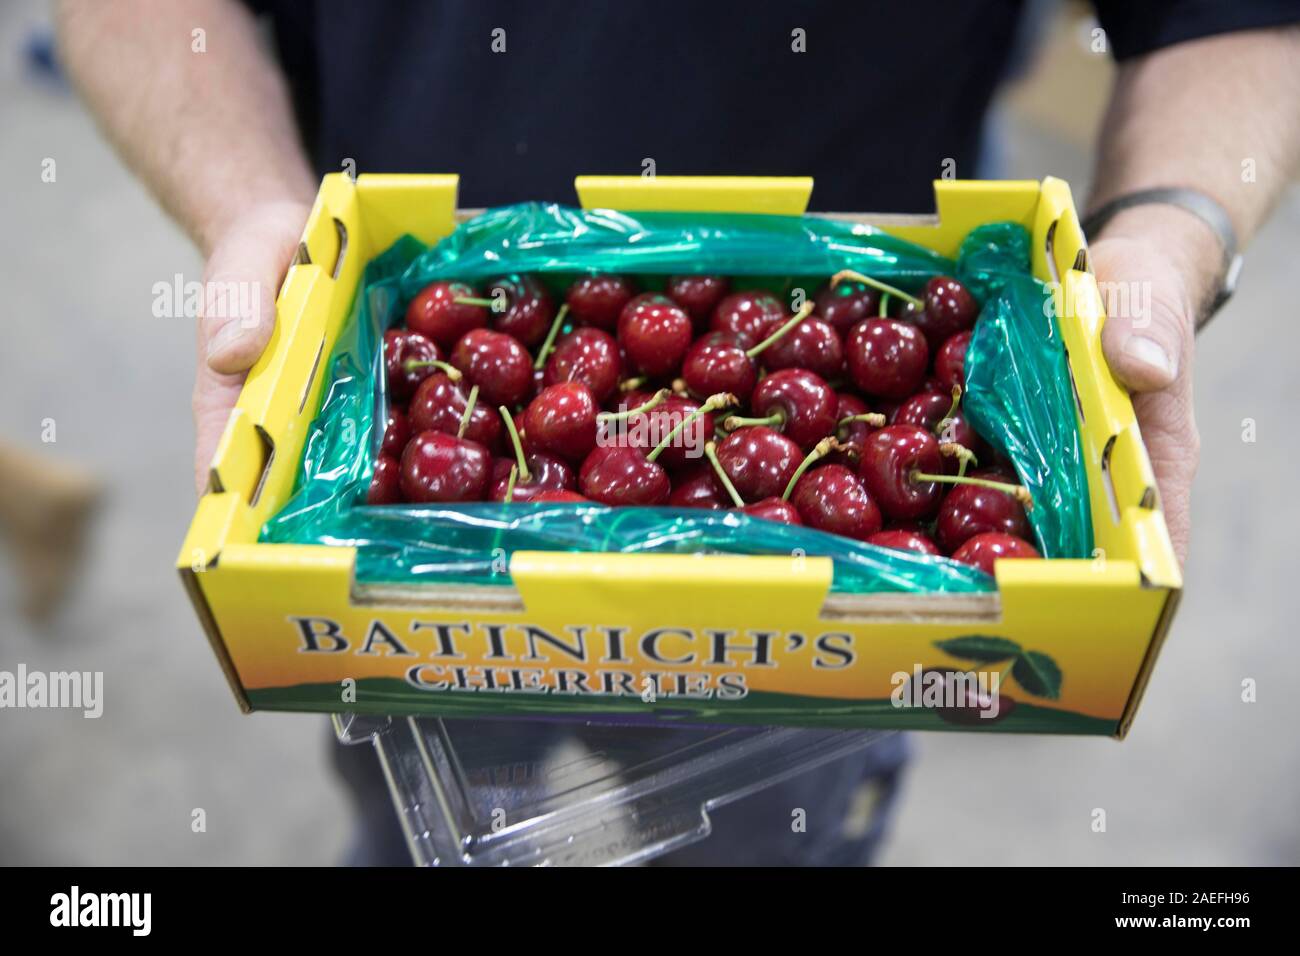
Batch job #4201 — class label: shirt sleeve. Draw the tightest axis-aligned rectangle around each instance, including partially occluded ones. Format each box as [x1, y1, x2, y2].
[1093, 0, 1300, 60]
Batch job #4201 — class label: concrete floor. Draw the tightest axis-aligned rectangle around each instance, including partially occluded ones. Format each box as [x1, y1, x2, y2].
[1, 1, 1296, 865]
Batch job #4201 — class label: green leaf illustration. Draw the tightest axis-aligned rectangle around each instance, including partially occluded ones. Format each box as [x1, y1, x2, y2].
[933, 635, 1023, 663]
[1012, 650, 1063, 700]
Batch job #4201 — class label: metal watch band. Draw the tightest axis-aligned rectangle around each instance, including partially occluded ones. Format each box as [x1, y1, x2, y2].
[1081, 187, 1242, 330]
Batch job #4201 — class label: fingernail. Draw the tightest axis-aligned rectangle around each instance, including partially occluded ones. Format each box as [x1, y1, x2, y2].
[206, 322, 245, 361]
[1125, 336, 1177, 380]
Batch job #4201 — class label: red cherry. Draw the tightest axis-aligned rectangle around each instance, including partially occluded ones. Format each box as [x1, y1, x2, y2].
[544, 327, 622, 403]
[450, 329, 533, 407]
[617, 293, 693, 378]
[522, 382, 600, 463]
[578, 446, 670, 505]
[405, 281, 489, 349]
[486, 275, 555, 347]
[399, 430, 490, 502]
[409, 373, 501, 450]
[366, 454, 403, 504]
[668, 466, 728, 510]
[741, 498, 803, 525]
[710, 290, 785, 348]
[846, 318, 929, 399]
[531, 489, 591, 503]
[935, 331, 973, 393]
[681, 332, 757, 405]
[893, 389, 978, 451]
[383, 329, 442, 401]
[488, 451, 575, 502]
[903, 276, 978, 353]
[814, 279, 880, 334]
[714, 426, 802, 501]
[735, 369, 838, 450]
[950, 532, 1041, 575]
[935, 482, 1032, 554]
[830, 392, 885, 466]
[380, 406, 412, 458]
[666, 275, 731, 329]
[866, 529, 941, 556]
[857, 424, 946, 521]
[758, 315, 844, 381]
[790, 464, 883, 540]
[565, 274, 636, 331]
[623, 394, 717, 472]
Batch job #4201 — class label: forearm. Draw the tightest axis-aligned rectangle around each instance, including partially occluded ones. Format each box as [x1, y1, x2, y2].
[56, 0, 316, 256]
[1088, 26, 1300, 313]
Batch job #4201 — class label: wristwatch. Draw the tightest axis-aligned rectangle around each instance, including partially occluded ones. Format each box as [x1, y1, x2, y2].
[1081, 187, 1243, 332]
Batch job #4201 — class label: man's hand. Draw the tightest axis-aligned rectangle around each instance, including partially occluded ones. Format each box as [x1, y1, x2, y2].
[1089, 207, 1211, 567]
[192, 201, 312, 494]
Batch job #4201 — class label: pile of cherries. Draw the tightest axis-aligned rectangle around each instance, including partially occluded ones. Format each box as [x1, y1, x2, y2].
[368, 269, 1042, 576]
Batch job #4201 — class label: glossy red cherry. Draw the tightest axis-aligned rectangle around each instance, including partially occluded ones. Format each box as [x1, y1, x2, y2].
[409, 373, 501, 450]
[383, 329, 442, 401]
[522, 382, 600, 463]
[733, 369, 838, 450]
[380, 405, 412, 458]
[710, 290, 785, 348]
[668, 466, 728, 510]
[758, 315, 844, 381]
[622, 393, 719, 472]
[950, 532, 1041, 575]
[893, 388, 978, 451]
[857, 424, 946, 521]
[366, 454, 403, 505]
[399, 430, 490, 503]
[714, 426, 802, 501]
[578, 446, 671, 505]
[845, 318, 929, 399]
[935, 330, 973, 393]
[903, 276, 978, 353]
[681, 332, 757, 405]
[830, 393, 885, 466]
[741, 498, 803, 525]
[935, 482, 1032, 554]
[488, 451, 575, 502]
[866, 529, 941, 556]
[450, 329, 533, 407]
[814, 279, 880, 334]
[544, 327, 622, 403]
[565, 274, 636, 331]
[617, 293, 693, 378]
[666, 275, 731, 329]
[789, 464, 883, 541]
[486, 274, 555, 347]
[532, 489, 591, 503]
[405, 281, 489, 349]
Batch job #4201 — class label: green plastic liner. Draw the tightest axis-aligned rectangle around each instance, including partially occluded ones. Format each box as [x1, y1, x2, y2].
[261, 204, 1091, 592]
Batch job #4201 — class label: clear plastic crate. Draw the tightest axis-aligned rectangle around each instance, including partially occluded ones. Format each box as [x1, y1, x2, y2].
[334, 713, 889, 866]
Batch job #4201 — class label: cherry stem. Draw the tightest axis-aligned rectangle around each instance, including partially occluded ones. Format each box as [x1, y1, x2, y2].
[598, 387, 669, 422]
[618, 376, 647, 393]
[939, 442, 978, 478]
[703, 441, 745, 508]
[746, 301, 815, 359]
[724, 410, 784, 431]
[880, 292, 891, 317]
[782, 437, 838, 501]
[648, 393, 736, 464]
[503, 464, 518, 503]
[910, 470, 1033, 509]
[454, 296, 497, 309]
[457, 384, 479, 439]
[671, 377, 689, 396]
[830, 269, 923, 308]
[838, 412, 886, 429]
[498, 405, 531, 483]
[934, 385, 963, 438]
[532, 303, 570, 370]
[404, 359, 462, 382]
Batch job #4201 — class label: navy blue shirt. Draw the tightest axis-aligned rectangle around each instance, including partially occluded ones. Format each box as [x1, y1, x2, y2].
[249, 0, 1300, 210]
